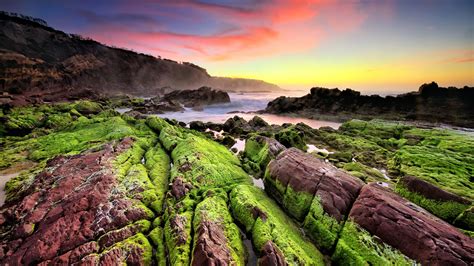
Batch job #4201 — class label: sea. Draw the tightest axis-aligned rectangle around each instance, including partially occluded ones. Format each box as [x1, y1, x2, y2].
[118, 91, 341, 129]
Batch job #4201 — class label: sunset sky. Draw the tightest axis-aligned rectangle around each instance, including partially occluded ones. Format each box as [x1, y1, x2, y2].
[1, 0, 473, 93]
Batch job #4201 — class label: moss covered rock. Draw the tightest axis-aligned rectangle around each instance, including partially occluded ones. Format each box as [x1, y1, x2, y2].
[230, 184, 325, 265]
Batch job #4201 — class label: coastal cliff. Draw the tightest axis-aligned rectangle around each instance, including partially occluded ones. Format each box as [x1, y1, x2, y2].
[0, 12, 280, 105]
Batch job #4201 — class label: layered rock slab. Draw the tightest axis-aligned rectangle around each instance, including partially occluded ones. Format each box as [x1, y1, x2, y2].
[265, 147, 364, 250]
[348, 183, 474, 265]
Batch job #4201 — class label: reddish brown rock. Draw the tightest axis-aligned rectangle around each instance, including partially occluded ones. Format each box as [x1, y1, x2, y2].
[171, 176, 193, 200]
[170, 214, 189, 245]
[251, 207, 268, 221]
[266, 148, 364, 221]
[98, 222, 148, 249]
[0, 138, 152, 265]
[191, 220, 232, 266]
[350, 183, 474, 265]
[258, 241, 287, 266]
[37, 241, 99, 265]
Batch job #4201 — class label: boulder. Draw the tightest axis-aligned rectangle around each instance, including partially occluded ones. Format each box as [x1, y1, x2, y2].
[265, 148, 364, 251]
[349, 183, 474, 265]
[161, 86, 230, 108]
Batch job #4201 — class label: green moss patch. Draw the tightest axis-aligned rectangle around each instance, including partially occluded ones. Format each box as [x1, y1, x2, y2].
[395, 185, 470, 224]
[275, 126, 307, 151]
[192, 195, 247, 265]
[302, 196, 343, 252]
[332, 221, 415, 265]
[230, 185, 325, 265]
[164, 211, 194, 266]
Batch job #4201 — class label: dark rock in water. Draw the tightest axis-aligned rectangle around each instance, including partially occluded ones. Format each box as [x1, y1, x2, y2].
[123, 110, 147, 119]
[223, 116, 252, 135]
[249, 116, 269, 129]
[219, 135, 236, 148]
[350, 183, 474, 265]
[398, 176, 471, 205]
[265, 82, 474, 127]
[191, 220, 232, 266]
[160, 86, 230, 107]
[132, 87, 229, 114]
[133, 98, 184, 114]
[259, 241, 287, 266]
[189, 121, 207, 131]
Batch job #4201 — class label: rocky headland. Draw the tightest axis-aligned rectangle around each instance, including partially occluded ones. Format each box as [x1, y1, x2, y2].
[0, 11, 280, 106]
[265, 82, 474, 128]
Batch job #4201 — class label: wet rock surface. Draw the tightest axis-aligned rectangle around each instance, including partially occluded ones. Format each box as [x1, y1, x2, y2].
[161, 86, 230, 108]
[350, 183, 474, 265]
[131, 87, 230, 114]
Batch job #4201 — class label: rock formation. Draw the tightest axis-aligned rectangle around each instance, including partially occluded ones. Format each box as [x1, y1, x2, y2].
[265, 82, 474, 127]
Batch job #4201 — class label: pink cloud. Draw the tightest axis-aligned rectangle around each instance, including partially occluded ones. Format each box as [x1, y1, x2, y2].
[81, 0, 385, 62]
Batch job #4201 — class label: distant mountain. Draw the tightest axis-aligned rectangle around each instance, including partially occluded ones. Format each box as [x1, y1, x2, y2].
[265, 82, 474, 128]
[0, 11, 280, 104]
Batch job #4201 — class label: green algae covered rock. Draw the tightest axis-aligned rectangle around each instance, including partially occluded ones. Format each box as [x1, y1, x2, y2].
[73, 100, 103, 115]
[242, 135, 286, 177]
[303, 196, 343, 252]
[332, 221, 415, 265]
[144, 143, 171, 214]
[396, 176, 472, 225]
[455, 206, 474, 231]
[230, 184, 325, 265]
[389, 143, 474, 199]
[264, 148, 364, 252]
[85, 233, 153, 265]
[191, 194, 247, 265]
[275, 126, 307, 151]
[149, 226, 167, 266]
[165, 211, 194, 265]
[342, 161, 388, 183]
[154, 119, 251, 194]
